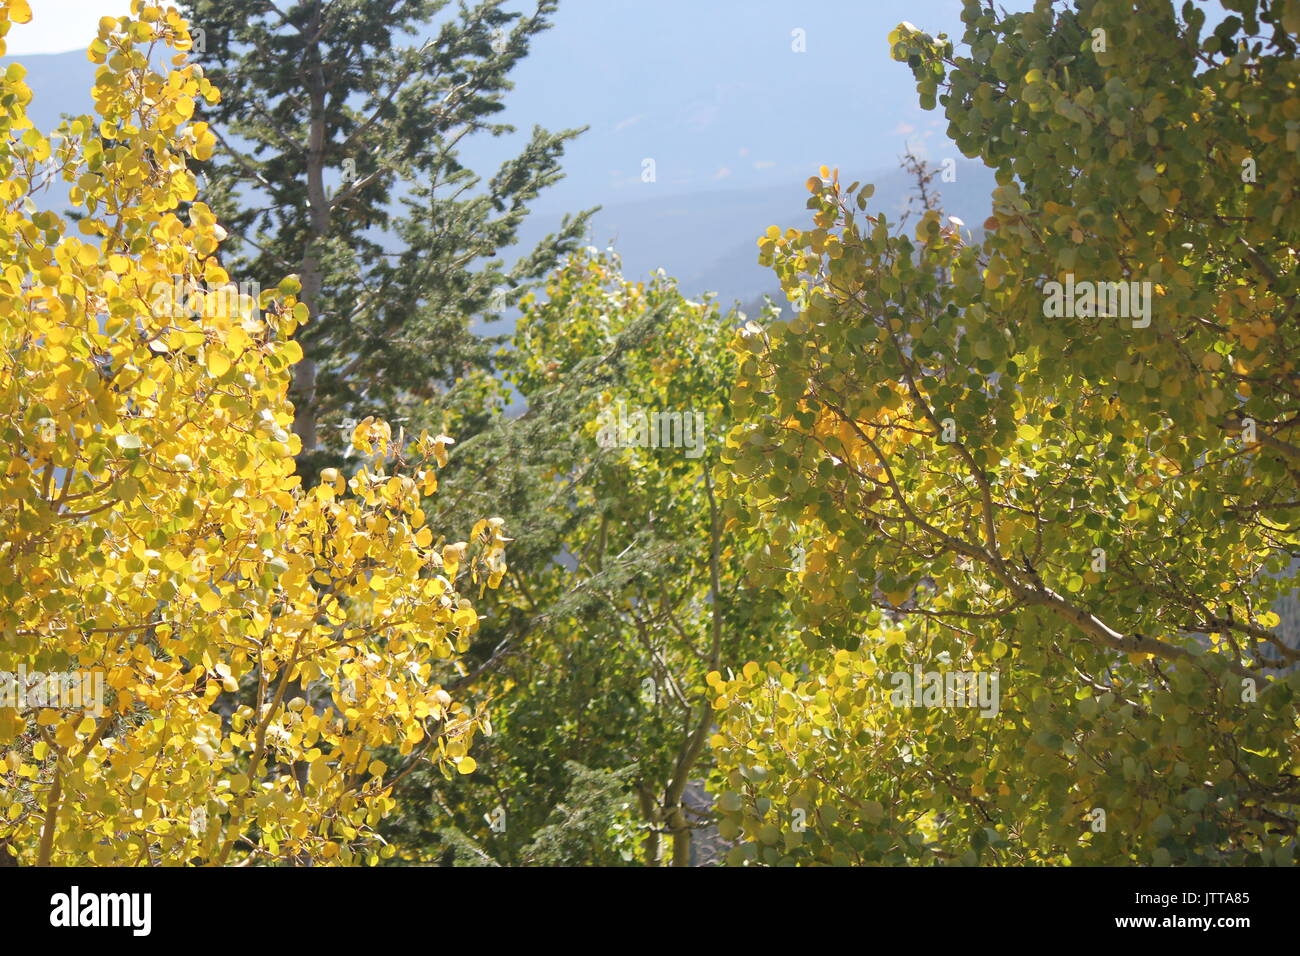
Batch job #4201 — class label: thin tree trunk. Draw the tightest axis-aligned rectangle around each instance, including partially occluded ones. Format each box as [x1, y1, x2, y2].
[661, 465, 727, 866]
[294, 0, 331, 457]
[36, 754, 63, 867]
[637, 784, 662, 865]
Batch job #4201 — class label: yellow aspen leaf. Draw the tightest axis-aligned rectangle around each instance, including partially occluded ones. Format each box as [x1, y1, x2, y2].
[206, 349, 231, 377]
[199, 588, 222, 613]
[0, 0, 496, 868]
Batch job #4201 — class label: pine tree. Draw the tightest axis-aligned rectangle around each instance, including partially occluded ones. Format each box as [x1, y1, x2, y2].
[179, 0, 591, 477]
[379, 251, 793, 865]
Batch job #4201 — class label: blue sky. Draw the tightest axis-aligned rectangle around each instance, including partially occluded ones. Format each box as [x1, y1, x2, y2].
[483, 0, 1031, 210]
[4, 0, 1231, 304]
[10, 0, 1026, 205]
[0, 0, 1028, 303]
[6, 1, 133, 54]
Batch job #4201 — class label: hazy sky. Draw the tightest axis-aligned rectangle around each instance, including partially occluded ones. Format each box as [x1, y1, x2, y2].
[6, 0, 1231, 210]
[0, 0, 1233, 301]
[7, 1, 133, 55]
[7, 0, 1013, 203]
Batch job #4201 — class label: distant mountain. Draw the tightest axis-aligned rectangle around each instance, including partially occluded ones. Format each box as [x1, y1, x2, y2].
[507, 160, 998, 315]
[2, 49, 93, 132]
[6, 47, 998, 324]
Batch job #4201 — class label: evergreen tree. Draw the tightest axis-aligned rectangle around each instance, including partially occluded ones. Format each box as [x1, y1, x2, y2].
[380, 251, 792, 865]
[180, 0, 591, 476]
